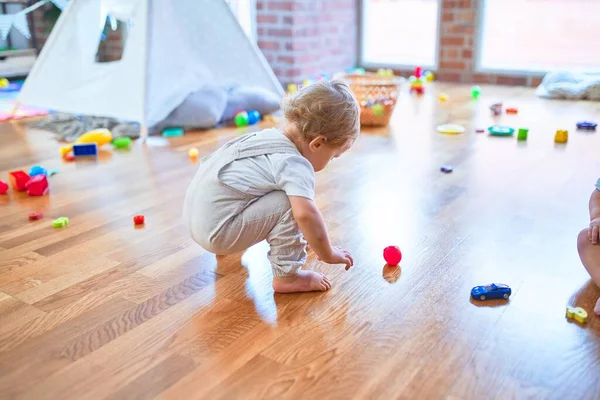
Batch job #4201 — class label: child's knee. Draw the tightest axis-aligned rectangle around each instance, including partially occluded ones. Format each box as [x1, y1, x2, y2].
[578, 228, 590, 254]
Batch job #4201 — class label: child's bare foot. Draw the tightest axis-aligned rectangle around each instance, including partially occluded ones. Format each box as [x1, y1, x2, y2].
[595, 298, 600, 315]
[272, 270, 331, 293]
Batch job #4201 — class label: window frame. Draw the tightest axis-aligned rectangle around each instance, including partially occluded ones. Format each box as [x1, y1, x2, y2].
[358, 0, 442, 71]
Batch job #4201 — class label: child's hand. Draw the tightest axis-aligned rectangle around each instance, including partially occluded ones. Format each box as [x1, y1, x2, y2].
[318, 246, 354, 270]
[590, 218, 600, 245]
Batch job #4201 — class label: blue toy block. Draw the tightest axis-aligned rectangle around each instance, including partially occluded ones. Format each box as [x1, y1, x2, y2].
[72, 143, 98, 157]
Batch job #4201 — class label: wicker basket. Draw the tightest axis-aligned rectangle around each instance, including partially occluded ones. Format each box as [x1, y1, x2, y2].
[337, 72, 404, 126]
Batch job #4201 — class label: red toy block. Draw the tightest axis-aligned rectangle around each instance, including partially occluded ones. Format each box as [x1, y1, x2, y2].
[9, 170, 30, 192]
[28, 212, 44, 221]
[25, 175, 49, 196]
[0, 179, 8, 194]
[133, 215, 145, 225]
[64, 153, 75, 162]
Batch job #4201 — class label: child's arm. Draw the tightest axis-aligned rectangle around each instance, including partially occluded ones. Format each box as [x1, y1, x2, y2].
[289, 196, 353, 269]
[589, 188, 600, 244]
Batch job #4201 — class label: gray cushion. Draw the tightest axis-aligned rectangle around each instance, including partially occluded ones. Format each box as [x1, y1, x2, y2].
[156, 84, 228, 130]
[221, 85, 281, 121]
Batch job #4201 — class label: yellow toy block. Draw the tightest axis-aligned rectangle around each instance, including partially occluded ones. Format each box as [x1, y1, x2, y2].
[554, 129, 568, 143]
[438, 93, 449, 102]
[566, 306, 587, 324]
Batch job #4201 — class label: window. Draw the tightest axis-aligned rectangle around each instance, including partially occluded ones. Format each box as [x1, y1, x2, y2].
[360, 0, 441, 69]
[478, 0, 600, 73]
[226, 0, 256, 40]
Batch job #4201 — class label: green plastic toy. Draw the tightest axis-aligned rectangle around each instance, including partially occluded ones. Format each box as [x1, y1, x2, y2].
[372, 104, 384, 117]
[112, 136, 133, 148]
[488, 126, 515, 136]
[234, 112, 249, 127]
[517, 128, 529, 141]
[471, 85, 481, 99]
[52, 217, 69, 228]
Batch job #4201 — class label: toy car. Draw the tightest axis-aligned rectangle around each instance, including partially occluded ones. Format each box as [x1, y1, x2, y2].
[471, 283, 511, 300]
[576, 121, 597, 131]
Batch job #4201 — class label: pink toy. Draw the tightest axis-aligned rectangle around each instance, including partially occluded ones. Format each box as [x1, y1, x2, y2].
[25, 175, 49, 196]
[0, 179, 8, 194]
[9, 170, 29, 191]
[383, 245, 402, 266]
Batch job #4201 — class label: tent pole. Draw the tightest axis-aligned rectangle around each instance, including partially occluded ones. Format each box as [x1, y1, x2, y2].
[140, 124, 148, 143]
[10, 100, 20, 118]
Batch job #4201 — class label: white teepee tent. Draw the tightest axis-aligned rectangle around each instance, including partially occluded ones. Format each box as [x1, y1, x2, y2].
[18, 0, 283, 138]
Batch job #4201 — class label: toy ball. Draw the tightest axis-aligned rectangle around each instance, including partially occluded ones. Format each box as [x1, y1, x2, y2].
[383, 245, 402, 266]
[371, 104, 384, 117]
[112, 137, 132, 149]
[0, 78, 9, 88]
[438, 93, 449, 102]
[29, 165, 47, 177]
[247, 110, 261, 125]
[188, 147, 199, 158]
[234, 111, 249, 127]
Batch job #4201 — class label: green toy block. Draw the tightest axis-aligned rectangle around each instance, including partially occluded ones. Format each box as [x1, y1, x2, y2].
[112, 137, 132, 148]
[517, 128, 529, 141]
[52, 217, 69, 228]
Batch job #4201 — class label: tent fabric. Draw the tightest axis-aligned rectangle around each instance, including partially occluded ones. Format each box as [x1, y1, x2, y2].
[18, 0, 283, 129]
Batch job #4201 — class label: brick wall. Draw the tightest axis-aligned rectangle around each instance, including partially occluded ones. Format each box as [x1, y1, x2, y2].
[256, 0, 357, 86]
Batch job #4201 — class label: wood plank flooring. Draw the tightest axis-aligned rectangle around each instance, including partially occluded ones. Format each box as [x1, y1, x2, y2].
[1, 83, 600, 399]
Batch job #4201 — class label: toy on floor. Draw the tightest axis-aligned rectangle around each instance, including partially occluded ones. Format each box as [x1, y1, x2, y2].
[189, 147, 199, 160]
[28, 212, 44, 221]
[437, 124, 465, 135]
[383, 245, 402, 266]
[517, 128, 529, 141]
[424, 71, 434, 82]
[287, 83, 297, 94]
[554, 129, 568, 143]
[440, 165, 453, 173]
[133, 215, 145, 225]
[438, 93, 449, 102]
[409, 66, 424, 94]
[471, 283, 511, 301]
[52, 217, 69, 228]
[29, 165, 47, 177]
[475, 128, 485, 133]
[488, 126, 515, 136]
[112, 137, 132, 149]
[576, 121, 597, 131]
[73, 143, 98, 157]
[162, 127, 184, 138]
[490, 103, 502, 116]
[64, 154, 76, 162]
[25, 175, 49, 196]
[0, 179, 8, 194]
[9, 170, 30, 191]
[565, 306, 588, 324]
[247, 110, 261, 125]
[506, 107, 518, 114]
[234, 111, 249, 127]
[60, 128, 113, 157]
[471, 86, 481, 99]
[0, 78, 9, 88]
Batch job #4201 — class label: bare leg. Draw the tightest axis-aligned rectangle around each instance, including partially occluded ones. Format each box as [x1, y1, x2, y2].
[577, 228, 600, 314]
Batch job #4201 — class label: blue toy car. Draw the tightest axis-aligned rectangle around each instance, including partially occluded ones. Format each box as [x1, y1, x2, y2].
[471, 283, 511, 300]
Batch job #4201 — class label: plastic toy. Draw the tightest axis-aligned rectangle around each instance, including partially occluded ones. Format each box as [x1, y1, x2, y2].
[576, 121, 597, 131]
[302, 80, 312, 87]
[488, 126, 515, 136]
[440, 165, 453, 173]
[409, 66, 424, 94]
[133, 215, 145, 225]
[437, 124, 465, 135]
[28, 212, 43, 221]
[0, 78, 9, 88]
[471, 283, 511, 300]
[0, 180, 8, 194]
[247, 110, 261, 125]
[52, 217, 69, 228]
[554, 129, 568, 143]
[61, 129, 112, 157]
[490, 103, 502, 116]
[475, 128, 485, 133]
[189, 147, 199, 159]
[287, 83, 297, 94]
[162, 127, 184, 138]
[9, 170, 30, 191]
[471, 86, 481, 100]
[112, 137, 132, 148]
[565, 306, 588, 324]
[64, 153, 76, 162]
[424, 71, 434, 82]
[371, 104, 384, 117]
[29, 165, 47, 177]
[383, 245, 402, 266]
[73, 143, 98, 157]
[25, 175, 49, 196]
[234, 111, 249, 127]
[517, 128, 529, 141]
[438, 93, 448, 102]
[506, 107, 518, 114]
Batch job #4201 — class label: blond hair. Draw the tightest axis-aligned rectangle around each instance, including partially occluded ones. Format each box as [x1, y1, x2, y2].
[282, 80, 360, 146]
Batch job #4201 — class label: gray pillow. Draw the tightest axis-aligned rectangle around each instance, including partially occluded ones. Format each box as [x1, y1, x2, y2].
[222, 85, 281, 121]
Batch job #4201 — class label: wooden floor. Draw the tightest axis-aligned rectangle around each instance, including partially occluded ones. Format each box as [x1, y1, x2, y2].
[1, 83, 600, 399]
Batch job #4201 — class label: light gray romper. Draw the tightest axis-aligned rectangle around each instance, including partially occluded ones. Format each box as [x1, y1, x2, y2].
[183, 132, 308, 277]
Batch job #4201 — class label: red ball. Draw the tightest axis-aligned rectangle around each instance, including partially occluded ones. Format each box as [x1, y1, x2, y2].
[133, 215, 145, 225]
[383, 245, 402, 266]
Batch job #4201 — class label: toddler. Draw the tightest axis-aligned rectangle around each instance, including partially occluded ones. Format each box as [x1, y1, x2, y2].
[577, 178, 600, 314]
[183, 80, 359, 293]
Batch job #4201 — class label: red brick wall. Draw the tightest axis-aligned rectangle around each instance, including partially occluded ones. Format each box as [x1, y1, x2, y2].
[256, 0, 357, 85]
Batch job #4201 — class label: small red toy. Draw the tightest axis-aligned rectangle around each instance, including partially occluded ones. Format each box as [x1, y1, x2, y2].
[28, 212, 44, 221]
[506, 107, 518, 114]
[9, 170, 30, 191]
[0, 179, 8, 194]
[133, 215, 145, 225]
[383, 245, 402, 266]
[25, 175, 49, 196]
[64, 153, 76, 162]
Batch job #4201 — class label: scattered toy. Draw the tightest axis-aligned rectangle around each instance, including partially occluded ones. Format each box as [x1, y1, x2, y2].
[424, 71, 434, 82]
[60, 146, 71, 157]
[61, 128, 113, 157]
[234, 111, 249, 127]
[488, 126, 515, 136]
[371, 104, 384, 117]
[52, 217, 69, 228]
[565, 306, 588, 324]
[383, 245, 402, 266]
[189, 147, 199, 160]
[29, 165, 47, 177]
[73, 143, 98, 157]
[0, 180, 8, 194]
[247, 110, 261, 125]
[554, 129, 568, 144]
[471, 283, 511, 301]
[471, 85, 481, 99]
[302, 79, 312, 88]
[409, 66, 425, 94]
[25, 175, 49, 196]
[287, 83, 297, 94]
[437, 124, 465, 135]
[438, 93, 449, 102]
[112, 137, 132, 148]
[576, 121, 597, 131]
[162, 127, 184, 138]
[440, 165, 453, 173]
[0, 78, 9, 88]
[28, 212, 44, 221]
[517, 128, 529, 141]
[490, 103, 502, 116]
[475, 128, 485, 133]
[9, 170, 30, 191]
[133, 215, 145, 225]
[506, 107, 518, 114]
[64, 153, 76, 162]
